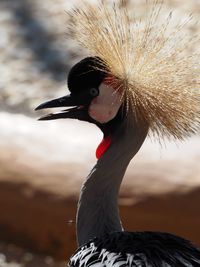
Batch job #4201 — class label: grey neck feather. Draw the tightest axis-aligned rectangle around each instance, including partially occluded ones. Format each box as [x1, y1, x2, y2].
[76, 115, 149, 246]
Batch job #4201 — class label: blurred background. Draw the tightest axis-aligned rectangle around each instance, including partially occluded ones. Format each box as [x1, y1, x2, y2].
[0, 0, 200, 266]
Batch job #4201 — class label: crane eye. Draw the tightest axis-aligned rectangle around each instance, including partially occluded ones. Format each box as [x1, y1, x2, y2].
[90, 88, 99, 97]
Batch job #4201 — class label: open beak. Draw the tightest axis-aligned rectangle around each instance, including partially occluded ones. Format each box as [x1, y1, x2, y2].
[35, 94, 90, 121]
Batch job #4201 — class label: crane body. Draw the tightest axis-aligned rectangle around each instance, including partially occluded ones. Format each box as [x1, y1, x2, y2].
[35, 1, 200, 266]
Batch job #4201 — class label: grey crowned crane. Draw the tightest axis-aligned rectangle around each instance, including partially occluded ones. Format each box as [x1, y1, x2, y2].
[35, 1, 200, 266]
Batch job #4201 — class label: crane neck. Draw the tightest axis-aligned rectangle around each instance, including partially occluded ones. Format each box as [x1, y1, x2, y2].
[76, 115, 149, 246]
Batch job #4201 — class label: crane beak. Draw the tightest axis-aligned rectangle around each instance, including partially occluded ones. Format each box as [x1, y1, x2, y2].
[35, 94, 91, 121]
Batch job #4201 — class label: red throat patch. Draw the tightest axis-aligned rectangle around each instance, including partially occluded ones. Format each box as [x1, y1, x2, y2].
[96, 135, 112, 159]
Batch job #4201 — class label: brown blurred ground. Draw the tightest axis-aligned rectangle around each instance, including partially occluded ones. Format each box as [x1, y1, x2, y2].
[0, 0, 199, 266]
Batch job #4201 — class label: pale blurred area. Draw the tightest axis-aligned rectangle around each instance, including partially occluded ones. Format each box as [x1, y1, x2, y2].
[0, 0, 200, 266]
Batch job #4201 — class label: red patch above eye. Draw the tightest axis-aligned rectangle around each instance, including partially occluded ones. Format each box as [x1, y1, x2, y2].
[104, 75, 123, 92]
[103, 75, 114, 86]
[96, 135, 112, 159]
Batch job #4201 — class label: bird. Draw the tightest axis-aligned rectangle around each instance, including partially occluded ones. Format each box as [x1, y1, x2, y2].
[35, 1, 200, 266]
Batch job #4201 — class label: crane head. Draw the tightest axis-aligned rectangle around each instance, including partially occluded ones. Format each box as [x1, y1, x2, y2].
[36, 1, 200, 146]
[35, 57, 124, 158]
[35, 57, 126, 158]
[35, 56, 124, 126]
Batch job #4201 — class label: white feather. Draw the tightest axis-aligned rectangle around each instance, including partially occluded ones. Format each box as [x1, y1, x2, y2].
[69, 242, 146, 267]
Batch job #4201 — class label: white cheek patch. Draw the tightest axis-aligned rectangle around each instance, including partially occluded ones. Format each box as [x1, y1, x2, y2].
[89, 83, 122, 123]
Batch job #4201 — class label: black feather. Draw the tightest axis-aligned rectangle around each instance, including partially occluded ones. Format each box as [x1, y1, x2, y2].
[69, 231, 200, 267]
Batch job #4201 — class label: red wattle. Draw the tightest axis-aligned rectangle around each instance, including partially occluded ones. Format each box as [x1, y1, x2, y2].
[96, 135, 112, 159]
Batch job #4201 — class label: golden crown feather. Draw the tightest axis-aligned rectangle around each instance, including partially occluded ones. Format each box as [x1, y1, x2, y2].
[66, 0, 200, 141]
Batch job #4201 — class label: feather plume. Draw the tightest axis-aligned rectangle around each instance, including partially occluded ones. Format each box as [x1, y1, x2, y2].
[66, 0, 200, 140]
